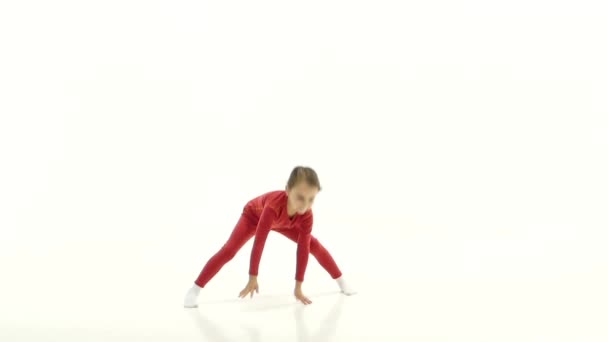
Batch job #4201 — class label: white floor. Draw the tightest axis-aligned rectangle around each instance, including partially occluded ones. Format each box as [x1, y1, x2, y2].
[2, 231, 606, 341]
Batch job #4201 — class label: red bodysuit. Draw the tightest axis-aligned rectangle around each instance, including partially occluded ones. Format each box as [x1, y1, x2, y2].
[194, 190, 342, 287]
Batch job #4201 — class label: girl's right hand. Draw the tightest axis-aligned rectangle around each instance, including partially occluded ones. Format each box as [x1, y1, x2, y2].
[239, 276, 259, 299]
[294, 287, 312, 305]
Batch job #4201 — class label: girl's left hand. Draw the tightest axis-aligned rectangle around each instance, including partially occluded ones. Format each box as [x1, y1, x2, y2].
[239, 277, 259, 299]
[294, 288, 312, 305]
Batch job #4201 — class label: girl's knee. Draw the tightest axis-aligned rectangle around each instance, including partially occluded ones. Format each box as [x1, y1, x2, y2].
[309, 237, 322, 252]
[218, 245, 239, 260]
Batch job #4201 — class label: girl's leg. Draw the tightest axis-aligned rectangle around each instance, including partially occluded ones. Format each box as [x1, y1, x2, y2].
[274, 229, 356, 295]
[274, 229, 343, 279]
[194, 213, 257, 288]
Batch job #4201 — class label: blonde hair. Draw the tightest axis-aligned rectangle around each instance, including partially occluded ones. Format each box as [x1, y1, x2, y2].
[286, 166, 321, 191]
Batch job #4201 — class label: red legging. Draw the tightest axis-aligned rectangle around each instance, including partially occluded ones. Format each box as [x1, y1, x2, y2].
[194, 212, 343, 288]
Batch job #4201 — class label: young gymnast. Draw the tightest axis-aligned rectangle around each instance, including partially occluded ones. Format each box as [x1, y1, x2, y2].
[184, 166, 356, 308]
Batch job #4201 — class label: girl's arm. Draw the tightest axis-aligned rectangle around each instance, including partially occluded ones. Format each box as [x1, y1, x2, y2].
[295, 213, 313, 283]
[294, 216, 313, 304]
[248, 205, 277, 277]
[295, 226, 312, 283]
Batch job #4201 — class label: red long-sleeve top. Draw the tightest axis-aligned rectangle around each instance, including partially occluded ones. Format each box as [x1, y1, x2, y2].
[242, 190, 313, 282]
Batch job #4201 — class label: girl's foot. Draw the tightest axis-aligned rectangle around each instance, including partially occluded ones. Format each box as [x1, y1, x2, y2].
[335, 276, 357, 296]
[184, 284, 202, 308]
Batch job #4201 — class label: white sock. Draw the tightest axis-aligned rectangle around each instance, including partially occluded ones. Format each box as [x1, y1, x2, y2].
[190, 284, 202, 295]
[184, 283, 202, 308]
[335, 276, 357, 296]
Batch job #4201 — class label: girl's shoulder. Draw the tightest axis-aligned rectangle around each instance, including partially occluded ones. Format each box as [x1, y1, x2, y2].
[245, 190, 285, 207]
[257, 189, 285, 201]
[267, 190, 287, 207]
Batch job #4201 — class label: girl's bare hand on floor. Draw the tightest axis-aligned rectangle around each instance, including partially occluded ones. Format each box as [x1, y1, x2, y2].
[239, 276, 259, 299]
[294, 288, 312, 305]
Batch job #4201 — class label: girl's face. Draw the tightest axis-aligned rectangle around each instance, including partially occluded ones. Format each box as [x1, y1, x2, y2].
[286, 183, 318, 215]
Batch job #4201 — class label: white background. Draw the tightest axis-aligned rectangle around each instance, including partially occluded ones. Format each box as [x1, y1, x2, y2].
[1, 1, 607, 341]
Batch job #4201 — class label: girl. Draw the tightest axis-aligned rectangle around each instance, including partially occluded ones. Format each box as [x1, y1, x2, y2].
[184, 166, 356, 308]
